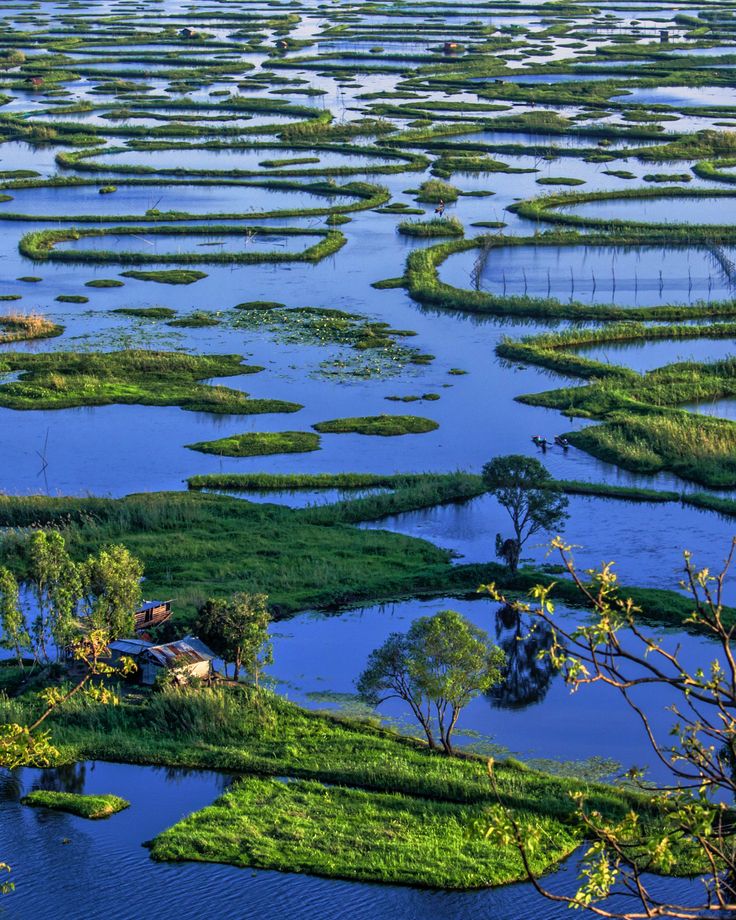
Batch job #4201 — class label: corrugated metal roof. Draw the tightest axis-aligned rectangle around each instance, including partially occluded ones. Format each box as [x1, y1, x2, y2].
[145, 639, 210, 668]
[109, 639, 153, 655]
[181, 635, 216, 661]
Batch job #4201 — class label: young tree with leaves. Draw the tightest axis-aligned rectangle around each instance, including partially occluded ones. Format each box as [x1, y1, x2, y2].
[482, 454, 569, 572]
[196, 592, 272, 682]
[483, 537, 736, 919]
[358, 610, 505, 755]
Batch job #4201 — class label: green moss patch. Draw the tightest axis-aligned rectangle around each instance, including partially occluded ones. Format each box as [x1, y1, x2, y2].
[85, 279, 124, 288]
[120, 269, 207, 285]
[21, 791, 129, 820]
[313, 415, 438, 436]
[112, 307, 177, 319]
[0, 350, 302, 415]
[187, 430, 320, 457]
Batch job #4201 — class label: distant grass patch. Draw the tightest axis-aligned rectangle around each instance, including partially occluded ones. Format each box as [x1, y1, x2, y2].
[85, 278, 124, 288]
[398, 216, 464, 237]
[21, 791, 129, 820]
[313, 415, 438, 436]
[0, 350, 302, 415]
[113, 307, 177, 319]
[187, 431, 320, 457]
[120, 269, 207, 285]
[234, 301, 285, 310]
[167, 311, 221, 328]
[55, 294, 88, 303]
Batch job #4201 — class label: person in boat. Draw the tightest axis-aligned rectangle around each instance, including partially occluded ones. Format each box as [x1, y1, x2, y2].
[554, 435, 569, 449]
[532, 435, 548, 451]
[434, 199, 445, 216]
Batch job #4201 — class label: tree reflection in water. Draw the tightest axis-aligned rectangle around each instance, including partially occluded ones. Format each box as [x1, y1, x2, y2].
[489, 604, 556, 709]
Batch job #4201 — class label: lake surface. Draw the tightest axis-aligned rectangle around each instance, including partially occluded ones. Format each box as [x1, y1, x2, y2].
[0, 760, 702, 919]
[1, 0, 735, 915]
[440, 244, 736, 306]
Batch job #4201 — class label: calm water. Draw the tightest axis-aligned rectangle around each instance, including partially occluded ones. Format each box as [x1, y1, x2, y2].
[440, 244, 736, 306]
[0, 760, 702, 919]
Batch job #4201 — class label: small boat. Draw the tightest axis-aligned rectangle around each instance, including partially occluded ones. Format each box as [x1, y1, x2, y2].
[554, 435, 569, 449]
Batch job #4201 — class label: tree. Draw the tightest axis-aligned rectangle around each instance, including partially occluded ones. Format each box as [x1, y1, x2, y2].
[81, 544, 143, 640]
[482, 455, 569, 572]
[358, 610, 505, 755]
[0, 567, 29, 668]
[196, 592, 272, 682]
[0, 531, 144, 662]
[483, 537, 736, 919]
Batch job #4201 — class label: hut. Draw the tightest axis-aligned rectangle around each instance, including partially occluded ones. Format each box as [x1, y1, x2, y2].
[443, 41, 461, 54]
[179, 27, 199, 39]
[660, 29, 670, 43]
[134, 599, 172, 633]
[139, 637, 216, 686]
[107, 638, 153, 671]
[275, 39, 289, 50]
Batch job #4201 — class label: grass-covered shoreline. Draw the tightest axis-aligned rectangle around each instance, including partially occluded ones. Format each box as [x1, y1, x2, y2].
[20, 791, 130, 819]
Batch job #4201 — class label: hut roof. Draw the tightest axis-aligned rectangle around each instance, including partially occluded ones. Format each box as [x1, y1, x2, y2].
[144, 638, 214, 669]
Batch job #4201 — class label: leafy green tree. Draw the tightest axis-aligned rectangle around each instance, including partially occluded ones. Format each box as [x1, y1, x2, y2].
[358, 610, 505, 755]
[28, 531, 82, 659]
[483, 537, 736, 919]
[82, 544, 143, 640]
[0, 568, 29, 668]
[482, 455, 568, 572]
[0, 531, 144, 661]
[197, 593, 272, 682]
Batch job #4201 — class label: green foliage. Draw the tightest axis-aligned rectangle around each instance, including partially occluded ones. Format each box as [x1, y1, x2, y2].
[313, 415, 439, 436]
[415, 179, 460, 203]
[186, 431, 320, 457]
[358, 610, 505, 754]
[21, 791, 129, 819]
[120, 270, 207, 284]
[397, 216, 464, 237]
[482, 456, 569, 572]
[196, 593, 271, 682]
[149, 775, 578, 888]
[0, 349, 301, 415]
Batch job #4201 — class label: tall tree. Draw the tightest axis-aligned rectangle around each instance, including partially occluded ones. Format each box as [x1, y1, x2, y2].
[196, 593, 272, 682]
[358, 610, 505, 755]
[0, 568, 29, 668]
[482, 454, 568, 572]
[82, 544, 143, 640]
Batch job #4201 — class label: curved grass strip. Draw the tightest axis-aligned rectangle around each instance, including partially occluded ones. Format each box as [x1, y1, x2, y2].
[0, 177, 390, 222]
[187, 431, 320, 457]
[398, 216, 464, 238]
[0, 350, 302, 415]
[21, 791, 129, 820]
[56, 143, 428, 179]
[510, 186, 736, 236]
[313, 415, 438, 436]
[497, 324, 736, 487]
[692, 158, 736, 183]
[19, 225, 345, 266]
[149, 775, 579, 889]
[403, 233, 736, 322]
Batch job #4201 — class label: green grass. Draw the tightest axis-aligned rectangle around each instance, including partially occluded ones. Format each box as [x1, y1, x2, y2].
[397, 216, 464, 237]
[120, 269, 207, 285]
[0, 350, 302, 415]
[20, 225, 345, 267]
[0, 682, 659, 887]
[149, 775, 578, 888]
[85, 279, 124, 288]
[497, 323, 736, 486]
[187, 431, 320, 457]
[415, 179, 460, 203]
[112, 307, 177, 319]
[21, 791, 129, 820]
[313, 415, 439, 436]
[402, 233, 736, 322]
